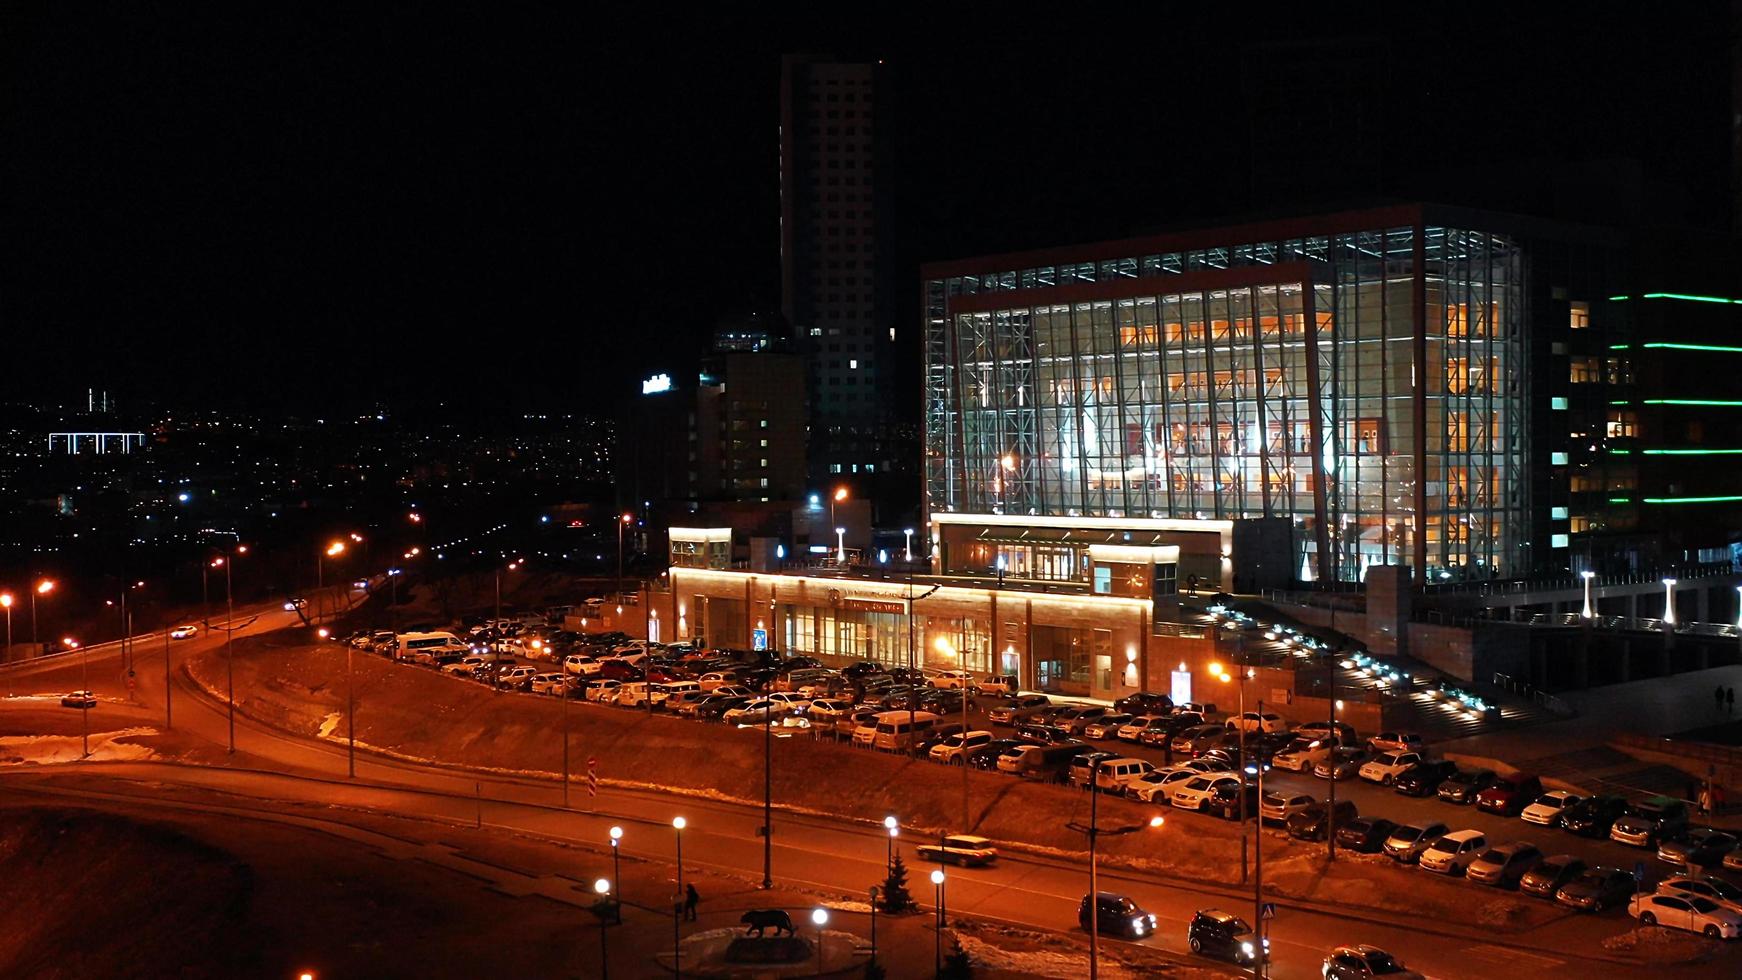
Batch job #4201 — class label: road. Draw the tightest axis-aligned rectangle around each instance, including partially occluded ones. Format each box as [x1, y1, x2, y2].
[3, 618, 1737, 979]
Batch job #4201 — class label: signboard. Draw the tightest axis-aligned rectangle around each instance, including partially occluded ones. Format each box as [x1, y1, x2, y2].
[641, 373, 673, 395]
[841, 598, 906, 614]
[1260, 902, 1275, 921]
[751, 628, 768, 651]
[1171, 669, 1193, 707]
[1633, 861, 1645, 883]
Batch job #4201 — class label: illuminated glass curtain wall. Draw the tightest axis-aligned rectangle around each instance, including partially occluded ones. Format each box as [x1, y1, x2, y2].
[923, 225, 1526, 580]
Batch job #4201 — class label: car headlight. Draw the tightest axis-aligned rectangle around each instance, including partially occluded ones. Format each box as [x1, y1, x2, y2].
[1240, 941, 1255, 958]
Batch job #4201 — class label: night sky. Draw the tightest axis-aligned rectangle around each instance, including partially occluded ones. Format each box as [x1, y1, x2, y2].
[1, 5, 1732, 418]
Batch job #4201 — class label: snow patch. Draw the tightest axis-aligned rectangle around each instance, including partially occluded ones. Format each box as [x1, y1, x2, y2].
[0, 727, 160, 766]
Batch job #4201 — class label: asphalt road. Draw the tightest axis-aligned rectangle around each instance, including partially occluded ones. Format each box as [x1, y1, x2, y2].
[4, 620, 1740, 979]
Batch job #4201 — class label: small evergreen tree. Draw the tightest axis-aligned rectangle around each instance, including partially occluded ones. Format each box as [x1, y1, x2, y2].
[940, 942, 973, 979]
[879, 853, 916, 913]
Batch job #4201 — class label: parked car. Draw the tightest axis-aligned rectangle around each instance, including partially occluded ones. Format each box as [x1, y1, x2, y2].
[1225, 711, 1287, 734]
[1200, 781, 1260, 821]
[1129, 768, 1214, 803]
[529, 672, 567, 696]
[1114, 713, 1170, 745]
[1467, 841, 1544, 888]
[1260, 790, 1318, 826]
[1521, 791, 1584, 827]
[1286, 800, 1358, 841]
[1629, 891, 1742, 938]
[1418, 829, 1487, 876]
[1271, 737, 1336, 773]
[1382, 822, 1450, 864]
[1093, 758, 1158, 794]
[1367, 731, 1425, 754]
[1079, 892, 1158, 939]
[695, 670, 742, 691]
[1322, 945, 1424, 980]
[1186, 909, 1266, 965]
[169, 624, 198, 640]
[916, 835, 998, 867]
[1313, 747, 1370, 781]
[987, 695, 1051, 725]
[584, 679, 623, 703]
[1067, 752, 1119, 789]
[1172, 774, 1245, 811]
[1560, 794, 1629, 838]
[1392, 760, 1459, 798]
[1555, 866, 1636, 912]
[1435, 768, 1496, 805]
[1519, 855, 1587, 899]
[1295, 720, 1357, 744]
[1659, 828, 1739, 868]
[929, 731, 994, 765]
[1357, 750, 1424, 786]
[1611, 796, 1690, 848]
[1335, 817, 1399, 854]
[496, 665, 538, 690]
[1659, 875, 1742, 915]
[1113, 691, 1173, 716]
[1476, 773, 1544, 816]
[1082, 713, 1134, 740]
[928, 669, 975, 690]
[60, 690, 97, 709]
[976, 674, 1018, 696]
[1047, 704, 1106, 732]
[1171, 724, 1227, 756]
[1013, 723, 1077, 746]
[964, 738, 1027, 771]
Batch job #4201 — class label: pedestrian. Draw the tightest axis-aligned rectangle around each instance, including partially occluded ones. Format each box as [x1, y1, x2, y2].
[1699, 785, 1713, 817]
[683, 882, 700, 921]
[1718, 685, 1727, 713]
[1728, 687, 1736, 715]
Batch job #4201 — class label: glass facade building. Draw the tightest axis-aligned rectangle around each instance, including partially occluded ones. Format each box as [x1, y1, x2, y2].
[924, 206, 1531, 582]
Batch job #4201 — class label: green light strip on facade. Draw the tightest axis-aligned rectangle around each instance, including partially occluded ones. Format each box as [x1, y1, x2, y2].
[1642, 399, 1742, 407]
[1640, 342, 1742, 353]
[1607, 449, 1632, 455]
[1609, 400, 1633, 406]
[1641, 292, 1742, 305]
[1608, 344, 1631, 350]
[1607, 295, 1629, 301]
[1642, 495, 1742, 505]
[1607, 497, 1633, 504]
[1642, 448, 1742, 455]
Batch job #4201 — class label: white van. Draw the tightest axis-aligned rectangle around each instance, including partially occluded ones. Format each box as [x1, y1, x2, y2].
[871, 710, 942, 752]
[396, 631, 466, 663]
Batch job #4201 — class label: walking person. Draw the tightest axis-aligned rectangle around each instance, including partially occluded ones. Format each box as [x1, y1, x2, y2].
[1728, 687, 1736, 715]
[1699, 784, 1713, 818]
[683, 882, 700, 922]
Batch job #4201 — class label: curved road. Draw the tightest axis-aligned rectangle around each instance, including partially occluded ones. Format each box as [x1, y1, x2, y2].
[2, 614, 1735, 980]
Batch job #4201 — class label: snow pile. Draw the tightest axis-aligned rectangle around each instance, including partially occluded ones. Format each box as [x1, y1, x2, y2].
[1601, 926, 1716, 963]
[0, 727, 159, 766]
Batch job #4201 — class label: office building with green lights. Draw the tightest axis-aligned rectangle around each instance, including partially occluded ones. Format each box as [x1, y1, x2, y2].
[922, 204, 1742, 587]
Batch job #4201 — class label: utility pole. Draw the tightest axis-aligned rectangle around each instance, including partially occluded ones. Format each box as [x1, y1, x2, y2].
[226, 560, 235, 754]
[1254, 696, 1267, 980]
[163, 627, 172, 729]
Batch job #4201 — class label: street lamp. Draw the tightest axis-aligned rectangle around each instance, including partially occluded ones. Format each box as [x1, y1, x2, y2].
[835, 527, 846, 565]
[0, 592, 12, 661]
[1580, 570, 1596, 619]
[830, 486, 846, 527]
[609, 826, 624, 922]
[903, 528, 914, 562]
[1068, 759, 1165, 980]
[617, 513, 633, 605]
[672, 816, 686, 980]
[31, 579, 54, 653]
[1662, 577, 1678, 626]
[884, 815, 899, 873]
[810, 908, 828, 977]
[594, 878, 614, 979]
[930, 869, 946, 976]
[1215, 663, 1256, 883]
[317, 541, 346, 624]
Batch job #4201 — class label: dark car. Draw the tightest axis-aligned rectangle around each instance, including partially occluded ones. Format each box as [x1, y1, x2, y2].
[1657, 827, 1738, 868]
[1172, 724, 1227, 756]
[1014, 723, 1077, 746]
[1187, 909, 1266, 965]
[1336, 817, 1399, 854]
[1201, 781, 1260, 821]
[694, 695, 749, 720]
[1475, 772, 1543, 816]
[1078, 892, 1157, 939]
[1610, 796, 1690, 848]
[1519, 855, 1588, 899]
[1392, 760, 1459, 797]
[841, 660, 884, 679]
[1114, 691, 1174, 716]
[966, 739, 1028, 771]
[1554, 866, 1635, 912]
[1559, 795, 1629, 838]
[1383, 821, 1451, 864]
[1322, 945, 1424, 980]
[1436, 768, 1496, 804]
[1287, 799, 1359, 841]
[1248, 729, 1298, 763]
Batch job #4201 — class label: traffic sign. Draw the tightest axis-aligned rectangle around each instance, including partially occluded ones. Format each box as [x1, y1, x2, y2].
[1633, 861, 1645, 882]
[1261, 902, 1276, 921]
[587, 756, 598, 798]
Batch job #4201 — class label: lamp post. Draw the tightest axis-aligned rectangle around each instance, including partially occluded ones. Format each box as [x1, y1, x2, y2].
[1215, 659, 1254, 884]
[609, 826, 624, 922]
[617, 513, 632, 604]
[672, 816, 686, 980]
[1328, 697, 1343, 861]
[868, 885, 881, 966]
[31, 579, 54, 654]
[763, 686, 774, 889]
[1662, 577, 1678, 626]
[810, 908, 828, 977]
[1252, 697, 1269, 980]
[1067, 759, 1165, 980]
[318, 540, 346, 625]
[884, 816, 899, 873]
[930, 869, 946, 976]
[594, 878, 614, 980]
[830, 486, 846, 528]
[0, 592, 12, 661]
[1580, 570, 1596, 619]
[903, 528, 914, 562]
[76, 636, 89, 756]
[835, 527, 846, 565]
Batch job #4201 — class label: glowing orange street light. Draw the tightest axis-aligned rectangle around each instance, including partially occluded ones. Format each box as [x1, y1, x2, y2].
[36, 580, 54, 595]
[327, 541, 346, 557]
[62, 636, 79, 649]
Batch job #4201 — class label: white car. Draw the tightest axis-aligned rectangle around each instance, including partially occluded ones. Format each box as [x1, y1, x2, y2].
[928, 669, 974, 690]
[585, 680, 622, 702]
[697, 671, 741, 692]
[169, 625, 198, 640]
[1630, 891, 1742, 938]
[1418, 830, 1487, 876]
[442, 656, 490, 675]
[930, 731, 994, 764]
[564, 654, 601, 676]
[724, 699, 784, 725]
[711, 684, 756, 700]
[1520, 791, 1584, 827]
[807, 699, 856, 724]
[1225, 711, 1287, 734]
[1171, 774, 1243, 810]
[1128, 768, 1205, 803]
[1658, 876, 1742, 915]
[497, 665, 538, 689]
[1259, 790, 1316, 824]
[529, 673, 567, 695]
[1271, 737, 1335, 772]
[1358, 751, 1424, 785]
[764, 692, 812, 713]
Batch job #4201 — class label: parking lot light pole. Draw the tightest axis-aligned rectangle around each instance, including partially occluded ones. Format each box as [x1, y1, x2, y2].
[608, 826, 624, 922]
[763, 699, 773, 889]
[594, 878, 613, 979]
[811, 908, 828, 977]
[930, 869, 945, 975]
[1253, 697, 1267, 980]
[884, 815, 898, 873]
[672, 816, 686, 979]
[1328, 695, 1341, 862]
[868, 885, 880, 966]
[1068, 759, 1164, 980]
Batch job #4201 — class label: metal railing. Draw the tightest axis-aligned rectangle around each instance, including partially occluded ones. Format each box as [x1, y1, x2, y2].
[1421, 560, 1738, 598]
